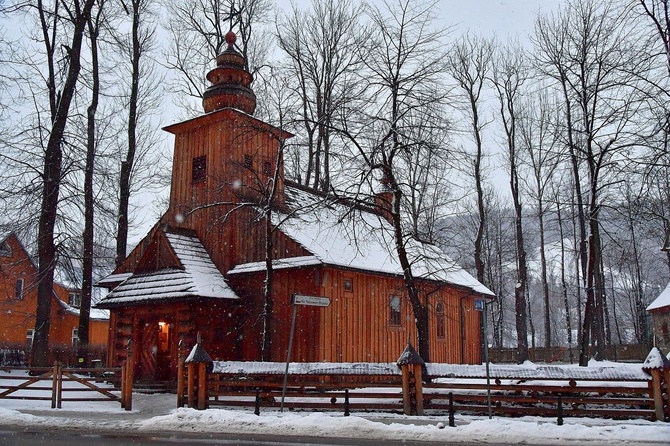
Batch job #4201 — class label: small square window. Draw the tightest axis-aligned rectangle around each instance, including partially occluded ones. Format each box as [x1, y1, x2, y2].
[68, 293, 81, 308]
[15, 279, 24, 300]
[243, 154, 254, 169]
[192, 156, 207, 183]
[343, 278, 353, 292]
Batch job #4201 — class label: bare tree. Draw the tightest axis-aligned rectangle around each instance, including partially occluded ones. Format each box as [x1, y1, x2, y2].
[446, 33, 494, 286]
[491, 41, 530, 362]
[3, 0, 99, 367]
[534, 0, 652, 364]
[113, 0, 165, 267]
[276, 0, 366, 191]
[517, 89, 561, 348]
[78, 0, 108, 363]
[332, 0, 450, 362]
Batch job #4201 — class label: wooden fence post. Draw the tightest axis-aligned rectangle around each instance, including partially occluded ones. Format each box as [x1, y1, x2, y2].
[184, 333, 213, 410]
[397, 342, 425, 416]
[51, 361, 59, 409]
[642, 347, 669, 422]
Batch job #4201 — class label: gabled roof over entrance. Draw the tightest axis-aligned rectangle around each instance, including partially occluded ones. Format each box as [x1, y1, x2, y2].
[97, 228, 238, 308]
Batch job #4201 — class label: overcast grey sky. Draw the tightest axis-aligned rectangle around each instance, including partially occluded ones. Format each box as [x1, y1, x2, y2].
[438, 0, 560, 38]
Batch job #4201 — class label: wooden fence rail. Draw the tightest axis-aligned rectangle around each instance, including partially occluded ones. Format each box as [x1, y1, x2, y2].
[0, 359, 133, 410]
[177, 342, 669, 422]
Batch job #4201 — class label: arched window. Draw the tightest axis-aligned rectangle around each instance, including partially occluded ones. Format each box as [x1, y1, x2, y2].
[436, 303, 446, 339]
[662, 321, 669, 342]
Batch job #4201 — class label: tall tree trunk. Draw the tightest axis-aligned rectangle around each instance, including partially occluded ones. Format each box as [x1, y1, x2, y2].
[556, 193, 573, 362]
[116, 0, 142, 267]
[78, 4, 104, 364]
[32, 0, 97, 368]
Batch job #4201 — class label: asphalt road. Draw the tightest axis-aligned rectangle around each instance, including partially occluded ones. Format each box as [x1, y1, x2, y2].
[0, 427, 518, 446]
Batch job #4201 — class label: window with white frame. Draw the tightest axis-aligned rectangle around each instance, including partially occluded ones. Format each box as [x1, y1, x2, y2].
[72, 328, 79, 347]
[68, 292, 81, 308]
[26, 329, 34, 347]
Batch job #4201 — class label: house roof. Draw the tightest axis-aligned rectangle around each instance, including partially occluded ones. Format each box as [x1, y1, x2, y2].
[97, 230, 238, 308]
[53, 294, 109, 320]
[647, 282, 670, 312]
[251, 184, 494, 296]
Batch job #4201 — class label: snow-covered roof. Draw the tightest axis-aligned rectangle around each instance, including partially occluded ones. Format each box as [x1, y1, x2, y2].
[97, 230, 238, 307]
[228, 255, 322, 275]
[271, 185, 493, 296]
[95, 272, 132, 287]
[647, 282, 670, 312]
[53, 294, 109, 320]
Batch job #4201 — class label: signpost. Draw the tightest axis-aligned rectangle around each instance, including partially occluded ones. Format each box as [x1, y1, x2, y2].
[281, 294, 331, 411]
[474, 298, 492, 419]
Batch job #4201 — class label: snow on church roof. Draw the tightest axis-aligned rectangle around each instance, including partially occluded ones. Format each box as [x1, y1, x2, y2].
[260, 184, 494, 296]
[647, 282, 670, 312]
[97, 231, 238, 307]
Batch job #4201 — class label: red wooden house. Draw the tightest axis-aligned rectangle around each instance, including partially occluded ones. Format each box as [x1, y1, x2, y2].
[0, 232, 109, 363]
[97, 32, 494, 383]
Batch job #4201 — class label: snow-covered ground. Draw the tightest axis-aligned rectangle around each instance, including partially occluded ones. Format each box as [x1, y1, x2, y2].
[1, 370, 669, 445]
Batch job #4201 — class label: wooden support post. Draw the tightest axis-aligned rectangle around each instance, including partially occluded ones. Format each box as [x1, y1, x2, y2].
[197, 362, 207, 410]
[663, 368, 670, 421]
[401, 365, 411, 415]
[123, 340, 134, 411]
[651, 369, 664, 422]
[397, 342, 425, 416]
[414, 364, 424, 416]
[184, 333, 213, 411]
[254, 388, 261, 416]
[121, 359, 127, 410]
[187, 363, 195, 408]
[51, 362, 59, 409]
[177, 339, 186, 408]
[344, 388, 350, 417]
[448, 392, 455, 427]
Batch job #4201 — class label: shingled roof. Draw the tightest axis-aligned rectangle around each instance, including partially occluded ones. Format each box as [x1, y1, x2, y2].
[97, 229, 237, 308]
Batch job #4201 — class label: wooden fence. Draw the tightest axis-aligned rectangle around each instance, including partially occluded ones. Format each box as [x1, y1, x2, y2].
[489, 344, 649, 364]
[0, 355, 134, 410]
[178, 342, 669, 422]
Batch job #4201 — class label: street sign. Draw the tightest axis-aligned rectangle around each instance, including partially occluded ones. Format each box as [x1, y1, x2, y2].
[474, 299, 485, 311]
[291, 294, 330, 307]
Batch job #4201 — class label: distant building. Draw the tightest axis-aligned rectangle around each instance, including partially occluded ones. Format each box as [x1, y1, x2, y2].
[97, 32, 494, 383]
[647, 283, 670, 353]
[0, 232, 109, 364]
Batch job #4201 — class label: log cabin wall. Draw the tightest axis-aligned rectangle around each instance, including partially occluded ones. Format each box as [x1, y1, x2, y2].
[229, 268, 321, 362]
[316, 267, 482, 364]
[107, 299, 239, 381]
[229, 265, 482, 365]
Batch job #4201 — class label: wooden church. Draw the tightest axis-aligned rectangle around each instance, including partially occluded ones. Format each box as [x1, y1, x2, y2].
[97, 31, 494, 383]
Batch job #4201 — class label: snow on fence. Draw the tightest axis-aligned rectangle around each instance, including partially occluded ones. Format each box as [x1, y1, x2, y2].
[179, 341, 670, 422]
